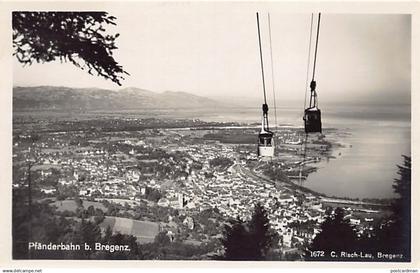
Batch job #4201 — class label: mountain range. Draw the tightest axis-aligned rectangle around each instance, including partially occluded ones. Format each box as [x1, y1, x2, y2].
[13, 86, 230, 111]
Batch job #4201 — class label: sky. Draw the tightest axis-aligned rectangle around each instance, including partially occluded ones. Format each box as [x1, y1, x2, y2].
[13, 5, 411, 106]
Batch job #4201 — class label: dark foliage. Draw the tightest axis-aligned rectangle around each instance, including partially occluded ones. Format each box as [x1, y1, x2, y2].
[94, 232, 140, 260]
[221, 203, 279, 260]
[392, 155, 411, 258]
[140, 240, 210, 260]
[12, 189, 32, 259]
[372, 155, 411, 261]
[13, 188, 75, 259]
[305, 207, 359, 261]
[305, 155, 411, 262]
[144, 187, 163, 203]
[209, 157, 234, 171]
[221, 218, 252, 260]
[263, 164, 290, 183]
[154, 231, 171, 246]
[13, 12, 128, 85]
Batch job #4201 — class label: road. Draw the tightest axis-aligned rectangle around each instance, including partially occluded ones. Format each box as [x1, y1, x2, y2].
[233, 163, 388, 209]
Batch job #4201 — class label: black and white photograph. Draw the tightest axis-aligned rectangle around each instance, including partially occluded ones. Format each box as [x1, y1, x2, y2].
[3, 1, 415, 266]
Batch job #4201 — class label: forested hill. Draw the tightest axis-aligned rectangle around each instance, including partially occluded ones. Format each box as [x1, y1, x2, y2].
[13, 86, 229, 111]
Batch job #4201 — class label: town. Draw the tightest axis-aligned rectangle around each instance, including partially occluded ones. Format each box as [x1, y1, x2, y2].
[12, 116, 390, 259]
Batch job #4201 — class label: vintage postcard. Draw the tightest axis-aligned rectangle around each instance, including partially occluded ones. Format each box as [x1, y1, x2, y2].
[0, 0, 418, 270]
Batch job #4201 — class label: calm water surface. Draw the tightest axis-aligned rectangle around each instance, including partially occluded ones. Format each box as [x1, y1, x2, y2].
[200, 104, 411, 199]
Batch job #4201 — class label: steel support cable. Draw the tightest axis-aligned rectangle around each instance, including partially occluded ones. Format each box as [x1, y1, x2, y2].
[304, 13, 314, 112]
[312, 13, 321, 82]
[312, 13, 321, 108]
[268, 13, 277, 132]
[301, 14, 315, 177]
[301, 14, 322, 181]
[256, 12, 268, 105]
[299, 133, 309, 185]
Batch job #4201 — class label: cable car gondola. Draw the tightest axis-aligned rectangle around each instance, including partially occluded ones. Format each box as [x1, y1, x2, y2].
[258, 103, 274, 157]
[303, 13, 322, 134]
[304, 80, 322, 133]
[256, 12, 274, 157]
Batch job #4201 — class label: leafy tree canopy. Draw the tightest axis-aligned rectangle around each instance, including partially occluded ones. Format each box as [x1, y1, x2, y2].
[221, 203, 279, 260]
[13, 12, 128, 85]
[374, 155, 411, 260]
[304, 155, 411, 262]
[305, 207, 358, 261]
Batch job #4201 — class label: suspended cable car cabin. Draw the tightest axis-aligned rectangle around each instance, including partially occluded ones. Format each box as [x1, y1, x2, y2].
[256, 12, 274, 157]
[303, 13, 322, 134]
[304, 80, 322, 133]
[258, 103, 274, 157]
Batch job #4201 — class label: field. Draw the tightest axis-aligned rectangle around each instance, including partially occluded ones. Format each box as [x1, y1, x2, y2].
[32, 164, 62, 171]
[51, 200, 159, 243]
[100, 216, 160, 244]
[203, 131, 257, 144]
[52, 199, 106, 212]
[95, 198, 139, 206]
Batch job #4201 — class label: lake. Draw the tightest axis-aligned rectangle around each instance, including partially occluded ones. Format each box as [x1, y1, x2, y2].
[198, 103, 411, 199]
[15, 102, 410, 199]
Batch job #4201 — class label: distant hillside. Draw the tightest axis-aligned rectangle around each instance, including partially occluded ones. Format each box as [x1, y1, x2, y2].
[13, 86, 228, 111]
